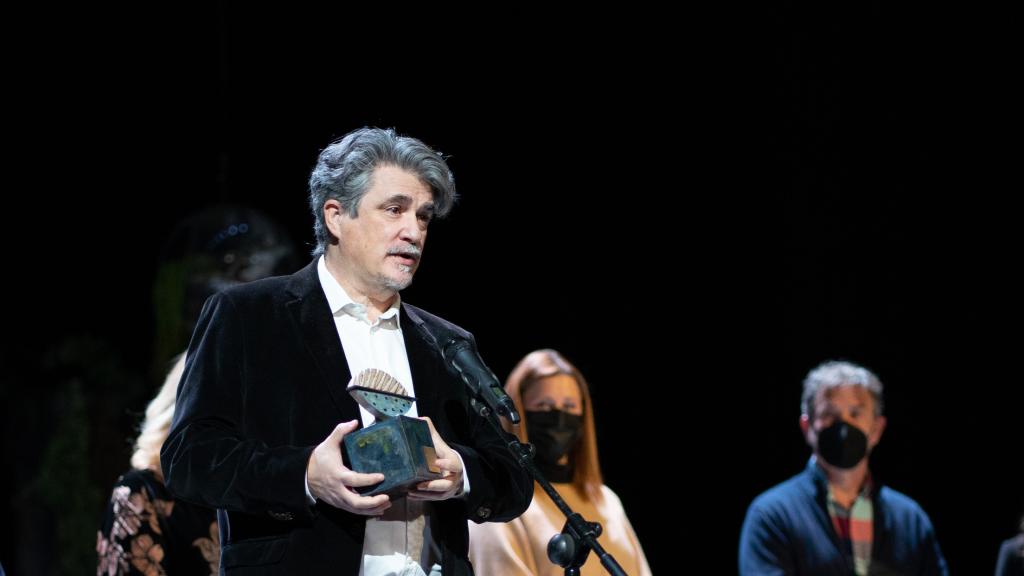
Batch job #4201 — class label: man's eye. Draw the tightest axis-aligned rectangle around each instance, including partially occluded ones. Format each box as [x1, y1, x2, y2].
[385, 206, 401, 215]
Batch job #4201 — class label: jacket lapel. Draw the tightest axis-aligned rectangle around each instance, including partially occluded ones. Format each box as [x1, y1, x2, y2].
[402, 304, 444, 419]
[285, 260, 359, 423]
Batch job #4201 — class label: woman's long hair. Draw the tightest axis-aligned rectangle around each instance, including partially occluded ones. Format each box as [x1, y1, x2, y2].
[130, 354, 185, 476]
[505, 349, 604, 503]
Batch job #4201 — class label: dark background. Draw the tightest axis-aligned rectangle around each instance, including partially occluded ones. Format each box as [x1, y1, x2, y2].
[3, 3, 1020, 574]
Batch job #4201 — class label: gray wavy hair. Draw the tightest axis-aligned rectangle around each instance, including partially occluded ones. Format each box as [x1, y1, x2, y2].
[801, 360, 884, 419]
[308, 127, 458, 257]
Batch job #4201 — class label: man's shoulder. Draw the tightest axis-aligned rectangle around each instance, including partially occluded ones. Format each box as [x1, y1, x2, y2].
[226, 274, 291, 296]
[748, 468, 815, 516]
[402, 302, 473, 341]
[213, 271, 302, 309]
[741, 469, 820, 546]
[213, 259, 316, 305]
[877, 485, 932, 523]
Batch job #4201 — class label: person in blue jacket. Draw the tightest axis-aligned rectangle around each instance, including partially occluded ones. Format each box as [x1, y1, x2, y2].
[739, 360, 948, 575]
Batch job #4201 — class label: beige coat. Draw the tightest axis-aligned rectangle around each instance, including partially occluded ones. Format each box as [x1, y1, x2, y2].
[469, 483, 652, 575]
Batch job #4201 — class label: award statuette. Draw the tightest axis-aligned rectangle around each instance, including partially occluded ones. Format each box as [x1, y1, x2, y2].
[342, 368, 443, 496]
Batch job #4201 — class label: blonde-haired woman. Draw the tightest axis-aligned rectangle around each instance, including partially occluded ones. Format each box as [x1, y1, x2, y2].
[97, 355, 219, 575]
[468, 349, 651, 575]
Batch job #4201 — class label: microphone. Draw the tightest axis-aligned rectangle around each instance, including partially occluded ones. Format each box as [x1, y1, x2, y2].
[442, 337, 521, 424]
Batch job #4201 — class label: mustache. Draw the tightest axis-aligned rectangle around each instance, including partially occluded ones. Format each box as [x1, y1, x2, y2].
[387, 245, 422, 260]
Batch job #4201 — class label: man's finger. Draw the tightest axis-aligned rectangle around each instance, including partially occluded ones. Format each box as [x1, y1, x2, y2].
[360, 501, 393, 515]
[343, 492, 390, 510]
[342, 470, 386, 488]
[432, 457, 456, 473]
[330, 420, 360, 442]
[416, 478, 453, 492]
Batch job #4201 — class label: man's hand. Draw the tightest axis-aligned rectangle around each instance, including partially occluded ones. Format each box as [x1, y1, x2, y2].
[306, 420, 391, 515]
[408, 416, 464, 501]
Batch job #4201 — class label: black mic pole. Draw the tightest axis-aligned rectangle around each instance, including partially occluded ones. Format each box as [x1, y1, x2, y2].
[440, 337, 627, 576]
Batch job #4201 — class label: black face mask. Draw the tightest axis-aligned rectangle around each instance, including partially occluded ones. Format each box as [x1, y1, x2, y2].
[816, 420, 869, 469]
[526, 410, 583, 483]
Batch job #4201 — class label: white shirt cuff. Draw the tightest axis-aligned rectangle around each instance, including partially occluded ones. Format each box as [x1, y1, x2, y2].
[454, 449, 471, 497]
[304, 471, 316, 505]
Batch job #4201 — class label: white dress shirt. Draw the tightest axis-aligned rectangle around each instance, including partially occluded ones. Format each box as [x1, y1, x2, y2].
[316, 256, 454, 576]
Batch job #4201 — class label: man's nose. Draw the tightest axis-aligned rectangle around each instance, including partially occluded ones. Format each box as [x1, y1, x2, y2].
[399, 214, 423, 244]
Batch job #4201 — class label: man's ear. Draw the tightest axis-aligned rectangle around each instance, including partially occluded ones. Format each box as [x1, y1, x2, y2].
[323, 199, 346, 238]
[869, 415, 887, 449]
[800, 414, 813, 446]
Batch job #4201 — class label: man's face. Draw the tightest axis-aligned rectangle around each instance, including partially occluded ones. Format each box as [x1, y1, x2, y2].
[802, 385, 886, 454]
[332, 164, 435, 295]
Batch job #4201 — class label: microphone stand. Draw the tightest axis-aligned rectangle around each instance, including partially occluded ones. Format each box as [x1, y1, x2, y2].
[468, 396, 628, 576]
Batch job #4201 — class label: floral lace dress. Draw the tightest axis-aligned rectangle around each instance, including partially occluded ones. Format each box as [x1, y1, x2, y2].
[97, 468, 220, 576]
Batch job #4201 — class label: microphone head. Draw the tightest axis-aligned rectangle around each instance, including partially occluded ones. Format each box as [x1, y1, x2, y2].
[441, 336, 472, 363]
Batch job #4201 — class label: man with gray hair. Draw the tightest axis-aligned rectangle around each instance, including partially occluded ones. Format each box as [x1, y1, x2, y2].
[738, 360, 948, 575]
[162, 127, 532, 574]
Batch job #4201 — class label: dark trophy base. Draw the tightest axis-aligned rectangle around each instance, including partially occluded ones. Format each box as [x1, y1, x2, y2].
[342, 415, 443, 497]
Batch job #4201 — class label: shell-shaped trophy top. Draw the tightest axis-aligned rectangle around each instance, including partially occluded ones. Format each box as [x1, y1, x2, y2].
[346, 368, 415, 420]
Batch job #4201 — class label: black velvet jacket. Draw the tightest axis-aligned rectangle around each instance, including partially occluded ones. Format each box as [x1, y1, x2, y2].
[161, 259, 532, 574]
